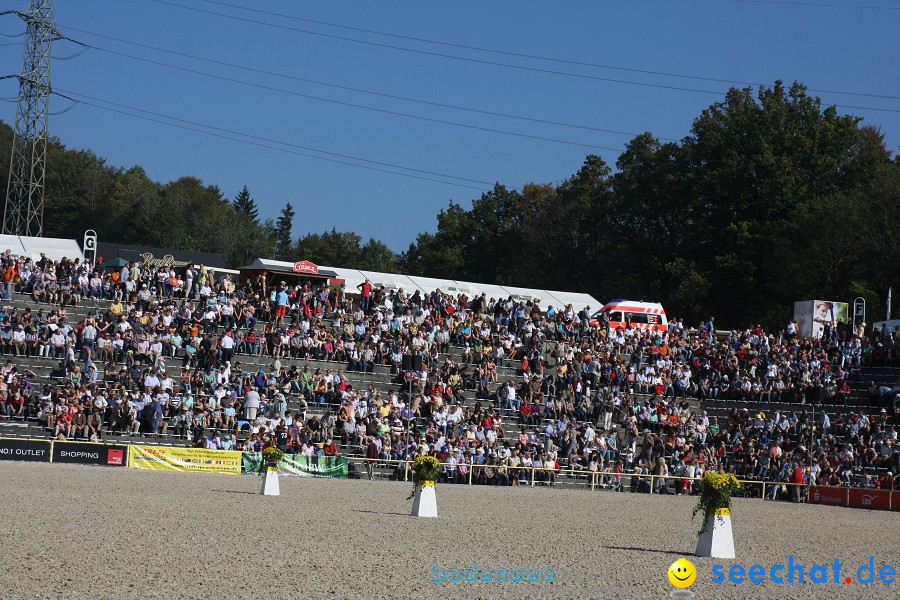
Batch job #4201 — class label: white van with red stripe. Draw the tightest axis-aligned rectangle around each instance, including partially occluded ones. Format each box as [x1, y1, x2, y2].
[590, 299, 668, 332]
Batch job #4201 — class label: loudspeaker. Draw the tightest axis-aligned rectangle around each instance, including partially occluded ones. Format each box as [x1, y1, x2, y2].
[402, 354, 423, 371]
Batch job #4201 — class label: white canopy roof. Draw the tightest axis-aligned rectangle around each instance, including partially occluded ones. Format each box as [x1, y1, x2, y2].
[240, 258, 601, 311]
[0, 235, 84, 262]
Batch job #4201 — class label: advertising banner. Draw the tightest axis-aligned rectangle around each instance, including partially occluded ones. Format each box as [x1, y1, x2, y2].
[848, 488, 891, 511]
[794, 300, 849, 338]
[129, 445, 242, 474]
[0, 438, 51, 462]
[242, 452, 348, 478]
[52, 441, 127, 467]
[809, 485, 848, 507]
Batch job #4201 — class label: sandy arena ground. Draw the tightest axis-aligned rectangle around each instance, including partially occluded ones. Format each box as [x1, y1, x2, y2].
[0, 462, 897, 600]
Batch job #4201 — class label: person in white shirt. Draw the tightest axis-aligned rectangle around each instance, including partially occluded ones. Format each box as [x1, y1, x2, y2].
[12, 325, 25, 356]
[143, 371, 160, 392]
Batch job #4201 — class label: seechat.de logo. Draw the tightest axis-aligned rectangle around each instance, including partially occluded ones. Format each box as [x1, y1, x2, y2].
[711, 556, 896, 586]
[668, 558, 696, 598]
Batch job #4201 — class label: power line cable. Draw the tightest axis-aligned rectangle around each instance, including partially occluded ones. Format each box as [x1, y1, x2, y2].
[58, 89, 495, 185]
[49, 98, 79, 115]
[148, 0, 732, 97]
[68, 42, 626, 150]
[725, 0, 900, 9]
[61, 24, 671, 141]
[186, 0, 900, 101]
[52, 46, 89, 60]
[53, 89, 497, 191]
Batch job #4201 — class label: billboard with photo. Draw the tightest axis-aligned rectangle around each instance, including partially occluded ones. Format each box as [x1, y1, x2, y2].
[794, 300, 849, 338]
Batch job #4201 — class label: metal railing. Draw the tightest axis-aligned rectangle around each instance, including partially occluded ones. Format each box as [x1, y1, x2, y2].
[347, 456, 817, 496]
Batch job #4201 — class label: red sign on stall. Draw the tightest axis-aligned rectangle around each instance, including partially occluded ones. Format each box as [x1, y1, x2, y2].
[848, 488, 891, 511]
[293, 260, 319, 275]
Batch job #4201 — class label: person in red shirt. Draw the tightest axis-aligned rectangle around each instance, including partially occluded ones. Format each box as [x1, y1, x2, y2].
[357, 279, 373, 314]
[322, 438, 338, 456]
[792, 463, 805, 503]
[54, 411, 73, 438]
[518, 402, 532, 426]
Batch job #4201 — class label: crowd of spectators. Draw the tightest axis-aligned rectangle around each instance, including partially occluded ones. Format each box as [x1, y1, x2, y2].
[0, 251, 897, 498]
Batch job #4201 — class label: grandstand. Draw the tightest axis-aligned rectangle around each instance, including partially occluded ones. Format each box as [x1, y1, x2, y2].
[0, 275, 896, 496]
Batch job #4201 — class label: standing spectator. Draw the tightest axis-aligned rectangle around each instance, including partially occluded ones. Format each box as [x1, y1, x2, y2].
[243, 386, 260, 421]
[366, 435, 380, 480]
[274, 284, 289, 326]
[357, 279, 373, 315]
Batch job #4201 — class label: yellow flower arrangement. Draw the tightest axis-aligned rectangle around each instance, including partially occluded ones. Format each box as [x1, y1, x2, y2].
[692, 472, 740, 535]
[412, 455, 441, 484]
[407, 455, 441, 500]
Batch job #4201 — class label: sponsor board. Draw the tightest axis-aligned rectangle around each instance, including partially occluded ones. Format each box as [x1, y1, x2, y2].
[848, 488, 891, 511]
[809, 485, 848, 507]
[0, 438, 51, 462]
[52, 441, 127, 467]
[128, 445, 242, 474]
[242, 452, 348, 477]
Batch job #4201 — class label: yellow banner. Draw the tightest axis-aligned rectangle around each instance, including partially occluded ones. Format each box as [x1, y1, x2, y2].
[128, 445, 242, 475]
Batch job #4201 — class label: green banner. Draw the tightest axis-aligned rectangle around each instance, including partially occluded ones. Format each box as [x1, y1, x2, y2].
[242, 452, 348, 478]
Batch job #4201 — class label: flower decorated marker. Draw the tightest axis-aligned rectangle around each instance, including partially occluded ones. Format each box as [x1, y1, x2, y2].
[260, 447, 284, 496]
[408, 455, 440, 517]
[693, 472, 737, 559]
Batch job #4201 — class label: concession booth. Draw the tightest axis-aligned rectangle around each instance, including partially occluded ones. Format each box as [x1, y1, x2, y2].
[95, 242, 227, 270]
[239, 258, 344, 291]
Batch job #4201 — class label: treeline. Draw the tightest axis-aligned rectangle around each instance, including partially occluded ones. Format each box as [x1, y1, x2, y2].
[0, 80, 897, 325]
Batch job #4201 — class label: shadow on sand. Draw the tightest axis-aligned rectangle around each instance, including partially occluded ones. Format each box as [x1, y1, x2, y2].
[603, 546, 688, 557]
[352, 509, 410, 517]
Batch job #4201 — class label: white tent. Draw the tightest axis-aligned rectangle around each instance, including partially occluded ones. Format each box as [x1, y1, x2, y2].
[0, 235, 27, 257]
[0, 235, 84, 262]
[406, 275, 453, 295]
[239, 258, 603, 309]
[544, 290, 597, 312]
[457, 281, 509, 302]
[355, 270, 419, 293]
[441, 284, 481, 297]
[328, 267, 368, 291]
[496, 285, 558, 308]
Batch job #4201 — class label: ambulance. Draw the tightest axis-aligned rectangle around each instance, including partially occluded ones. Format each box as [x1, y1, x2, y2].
[590, 299, 668, 332]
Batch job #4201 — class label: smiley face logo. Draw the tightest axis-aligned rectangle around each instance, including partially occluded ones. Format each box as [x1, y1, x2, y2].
[668, 558, 696, 588]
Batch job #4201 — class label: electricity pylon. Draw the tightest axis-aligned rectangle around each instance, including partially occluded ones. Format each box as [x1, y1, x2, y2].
[3, 0, 55, 237]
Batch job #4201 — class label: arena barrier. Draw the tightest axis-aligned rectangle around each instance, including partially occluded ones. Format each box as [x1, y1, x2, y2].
[1, 437, 895, 510]
[349, 457, 898, 511]
[810, 485, 898, 512]
[241, 453, 348, 477]
[52, 440, 128, 467]
[0, 437, 51, 462]
[128, 445, 242, 474]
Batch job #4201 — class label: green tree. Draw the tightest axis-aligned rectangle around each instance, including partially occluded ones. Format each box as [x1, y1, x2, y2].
[275, 202, 295, 259]
[358, 238, 398, 272]
[232, 185, 259, 223]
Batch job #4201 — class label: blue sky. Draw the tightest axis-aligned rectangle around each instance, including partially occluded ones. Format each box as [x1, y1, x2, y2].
[2, 0, 897, 251]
